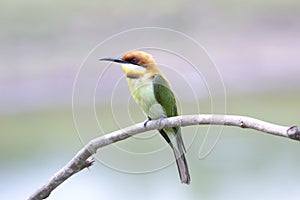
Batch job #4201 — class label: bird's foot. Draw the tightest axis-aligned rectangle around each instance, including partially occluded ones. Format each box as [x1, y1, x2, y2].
[143, 116, 152, 127]
[157, 116, 167, 129]
[144, 116, 167, 128]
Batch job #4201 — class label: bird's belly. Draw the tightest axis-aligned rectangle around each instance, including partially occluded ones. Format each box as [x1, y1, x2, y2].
[131, 82, 166, 119]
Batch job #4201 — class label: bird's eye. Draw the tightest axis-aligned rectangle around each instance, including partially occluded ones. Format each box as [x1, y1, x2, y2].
[131, 57, 138, 64]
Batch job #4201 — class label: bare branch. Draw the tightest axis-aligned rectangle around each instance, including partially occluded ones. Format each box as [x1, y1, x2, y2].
[27, 114, 300, 200]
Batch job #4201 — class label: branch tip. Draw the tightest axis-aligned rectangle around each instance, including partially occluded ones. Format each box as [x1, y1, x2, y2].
[287, 126, 300, 141]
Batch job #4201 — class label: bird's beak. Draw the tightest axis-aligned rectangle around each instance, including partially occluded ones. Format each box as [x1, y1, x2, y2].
[99, 57, 128, 64]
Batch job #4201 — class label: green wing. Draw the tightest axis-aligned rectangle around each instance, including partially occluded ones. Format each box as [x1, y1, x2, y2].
[153, 74, 178, 118]
[153, 73, 180, 136]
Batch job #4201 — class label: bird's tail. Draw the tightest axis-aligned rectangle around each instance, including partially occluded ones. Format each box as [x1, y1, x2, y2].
[172, 134, 190, 184]
[160, 128, 190, 184]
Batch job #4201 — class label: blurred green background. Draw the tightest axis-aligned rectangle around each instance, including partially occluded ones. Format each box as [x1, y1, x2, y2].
[1, 0, 300, 199]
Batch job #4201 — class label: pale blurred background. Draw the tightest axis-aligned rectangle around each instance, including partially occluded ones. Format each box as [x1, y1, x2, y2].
[1, 0, 300, 199]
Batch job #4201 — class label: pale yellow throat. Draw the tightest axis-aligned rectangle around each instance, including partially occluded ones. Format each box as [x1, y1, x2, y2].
[121, 63, 146, 78]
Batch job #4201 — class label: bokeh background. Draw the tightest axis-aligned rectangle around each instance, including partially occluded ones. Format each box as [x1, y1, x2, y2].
[1, 0, 300, 199]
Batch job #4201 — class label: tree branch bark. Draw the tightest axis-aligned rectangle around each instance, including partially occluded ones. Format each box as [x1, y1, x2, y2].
[27, 114, 300, 200]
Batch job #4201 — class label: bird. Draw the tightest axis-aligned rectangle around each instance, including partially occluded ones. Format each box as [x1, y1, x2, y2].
[100, 51, 190, 184]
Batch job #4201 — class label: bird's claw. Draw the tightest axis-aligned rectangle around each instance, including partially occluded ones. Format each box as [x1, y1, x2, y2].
[144, 116, 166, 128]
[143, 117, 151, 127]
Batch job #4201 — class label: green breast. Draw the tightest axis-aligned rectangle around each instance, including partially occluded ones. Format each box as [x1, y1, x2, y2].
[127, 78, 166, 119]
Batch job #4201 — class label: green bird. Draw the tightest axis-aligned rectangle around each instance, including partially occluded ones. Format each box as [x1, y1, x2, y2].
[100, 51, 190, 184]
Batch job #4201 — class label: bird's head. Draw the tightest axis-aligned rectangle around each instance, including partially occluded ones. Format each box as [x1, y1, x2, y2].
[100, 51, 162, 79]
